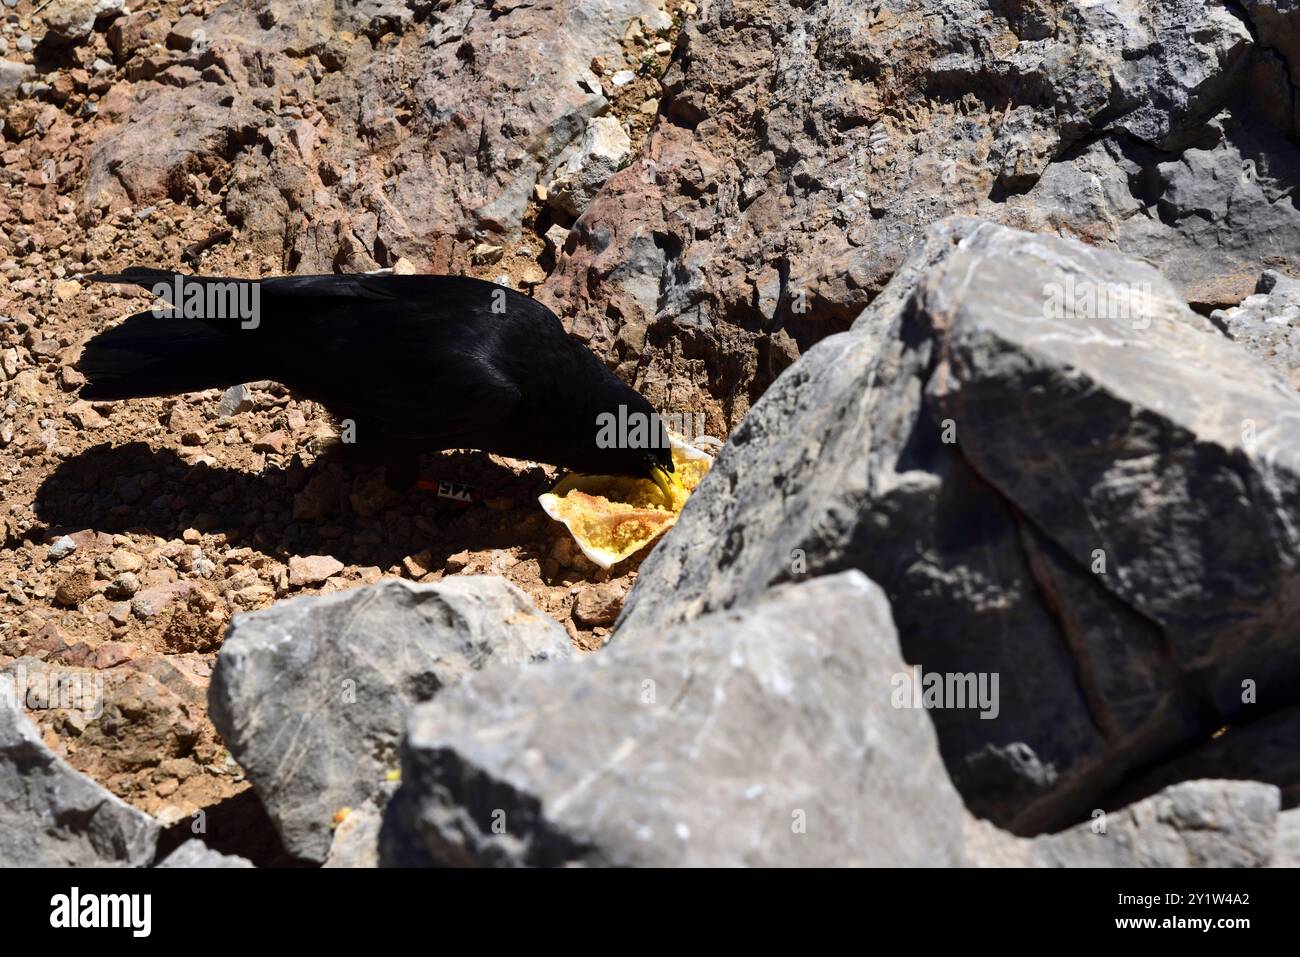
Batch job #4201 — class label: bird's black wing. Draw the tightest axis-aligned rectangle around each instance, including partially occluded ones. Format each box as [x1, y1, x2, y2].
[253, 276, 529, 444]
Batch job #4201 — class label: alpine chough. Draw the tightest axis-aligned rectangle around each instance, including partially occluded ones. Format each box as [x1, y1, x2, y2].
[76, 268, 679, 499]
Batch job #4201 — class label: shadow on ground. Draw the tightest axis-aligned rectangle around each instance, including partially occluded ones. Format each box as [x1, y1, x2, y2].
[31, 441, 559, 571]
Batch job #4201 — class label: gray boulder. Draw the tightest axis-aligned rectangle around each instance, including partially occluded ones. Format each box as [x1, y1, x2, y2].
[380, 572, 967, 867]
[966, 780, 1281, 867]
[619, 217, 1300, 834]
[209, 576, 572, 863]
[0, 676, 159, 867]
[156, 839, 255, 868]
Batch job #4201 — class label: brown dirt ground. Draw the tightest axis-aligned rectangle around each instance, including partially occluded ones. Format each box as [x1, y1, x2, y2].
[0, 0, 697, 860]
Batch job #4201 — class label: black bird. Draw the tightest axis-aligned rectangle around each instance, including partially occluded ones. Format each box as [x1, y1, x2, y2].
[76, 268, 678, 498]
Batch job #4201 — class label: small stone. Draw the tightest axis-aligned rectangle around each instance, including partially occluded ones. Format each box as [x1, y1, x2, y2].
[544, 224, 570, 259]
[218, 384, 252, 418]
[444, 550, 471, 574]
[391, 257, 416, 275]
[48, 535, 77, 561]
[472, 243, 504, 265]
[105, 571, 141, 599]
[550, 537, 576, 567]
[639, 98, 659, 115]
[288, 554, 344, 588]
[109, 548, 143, 572]
[65, 401, 106, 429]
[52, 279, 81, 301]
[401, 550, 436, 579]
[59, 367, 86, 391]
[654, 41, 671, 55]
[611, 69, 636, 87]
[132, 581, 196, 619]
[573, 582, 625, 627]
[90, 641, 133, 669]
[253, 430, 289, 454]
[182, 528, 202, 544]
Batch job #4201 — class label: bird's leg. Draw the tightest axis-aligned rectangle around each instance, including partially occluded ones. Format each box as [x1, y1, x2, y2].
[414, 476, 479, 502]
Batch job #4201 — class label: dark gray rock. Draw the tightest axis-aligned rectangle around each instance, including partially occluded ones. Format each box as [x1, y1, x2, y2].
[209, 576, 572, 863]
[1110, 706, 1300, 810]
[156, 839, 255, 868]
[381, 572, 967, 867]
[967, 780, 1281, 867]
[619, 217, 1300, 834]
[0, 675, 159, 867]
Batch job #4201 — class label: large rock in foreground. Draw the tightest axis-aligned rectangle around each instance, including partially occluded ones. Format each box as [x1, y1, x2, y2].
[209, 576, 572, 863]
[380, 572, 967, 867]
[619, 217, 1300, 834]
[0, 675, 159, 867]
[967, 780, 1282, 868]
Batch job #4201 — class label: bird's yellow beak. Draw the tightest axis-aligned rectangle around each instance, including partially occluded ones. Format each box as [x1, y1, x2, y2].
[649, 464, 681, 507]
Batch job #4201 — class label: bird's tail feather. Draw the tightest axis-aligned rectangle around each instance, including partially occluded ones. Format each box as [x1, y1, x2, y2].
[83, 266, 182, 289]
[76, 309, 252, 401]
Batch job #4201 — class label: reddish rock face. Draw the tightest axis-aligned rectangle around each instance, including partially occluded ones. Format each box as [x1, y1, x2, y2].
[82, 0, 673, 276]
